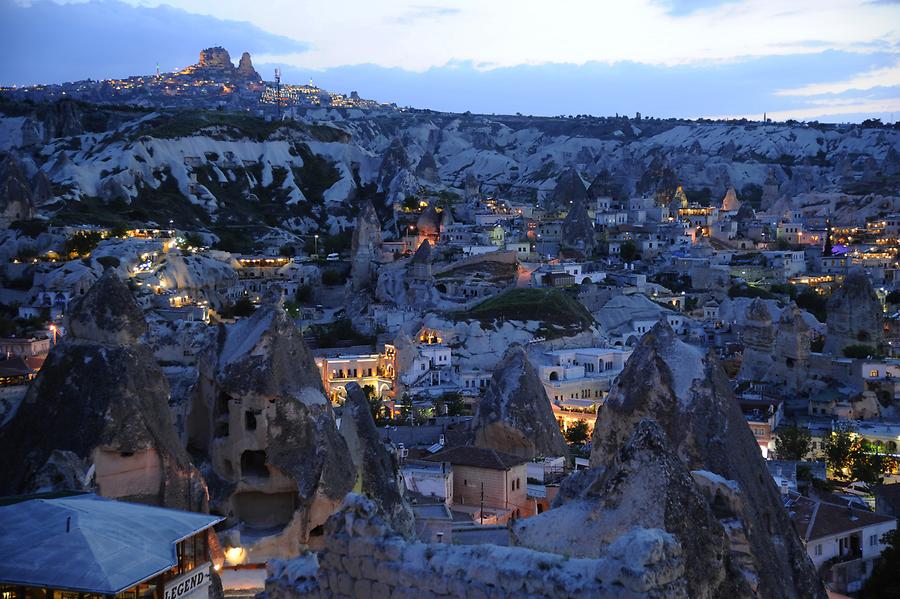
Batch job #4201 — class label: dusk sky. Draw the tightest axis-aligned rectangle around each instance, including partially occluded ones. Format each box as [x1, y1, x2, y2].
[2, 0, 899, 122]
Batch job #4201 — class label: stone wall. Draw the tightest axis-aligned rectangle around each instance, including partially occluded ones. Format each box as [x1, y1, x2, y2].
[264, 494, 689, 599]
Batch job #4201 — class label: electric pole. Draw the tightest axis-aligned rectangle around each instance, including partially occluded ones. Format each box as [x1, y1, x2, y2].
[480, 482, 484, 525]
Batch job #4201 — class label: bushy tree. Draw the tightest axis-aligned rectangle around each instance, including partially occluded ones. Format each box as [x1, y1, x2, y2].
[862, 530, 899, 598]
[620, 240, 640, 263]
[843, 344, 879, 359]
[362, 384, 386, 424]
[851, 441, 898, 487]
[822, 426, 856, 479]
[564, 420, 590, 446]
[885, 290, 900, 305]
[434, 392, 466, 417]
[775, 425, 812, 461]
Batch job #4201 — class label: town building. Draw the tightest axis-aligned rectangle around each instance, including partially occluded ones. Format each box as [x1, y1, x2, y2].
[0, 493, 222, 599]
[314, 345, 396, 402]
[535, 347, 633, 432]
[785, 491, 896, 594]
[425, 446, 532, 524]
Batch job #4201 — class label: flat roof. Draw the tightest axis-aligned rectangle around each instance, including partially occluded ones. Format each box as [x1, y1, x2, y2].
[425, 446, 528, 470]
[0, 494, 223, 594]
[544, 347, 632, 356]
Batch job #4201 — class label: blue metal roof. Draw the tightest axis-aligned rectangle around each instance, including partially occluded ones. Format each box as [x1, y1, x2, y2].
[0, 494, 222, 594]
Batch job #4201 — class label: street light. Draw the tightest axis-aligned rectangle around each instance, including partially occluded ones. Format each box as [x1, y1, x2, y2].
[49, 324, 57, 346]
[314, 234, 319, 256]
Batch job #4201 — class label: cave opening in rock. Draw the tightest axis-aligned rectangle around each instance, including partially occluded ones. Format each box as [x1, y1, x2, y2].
[241, 449, 269, 479]
[232, 490, 298, 529]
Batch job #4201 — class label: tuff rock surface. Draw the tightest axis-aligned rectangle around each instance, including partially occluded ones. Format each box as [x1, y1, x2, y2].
[569, 320, 825, 598]
[513, 419, 739, 598]
[548, 166, 588, 212]
[349, 199, 382, 291]
[824, 268, 883, 355]
[339, 382, 416, 538]
[266, 493, 690, 599]
[191, 301, 354, 559]
[561, 196, 596, 253]
[0, 272, 206, 510]
[472, 346, 568, 459]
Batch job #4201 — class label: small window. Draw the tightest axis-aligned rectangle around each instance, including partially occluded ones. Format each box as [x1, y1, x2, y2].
[245, 411, 257, 431]
[814, 544, 822, 556]
[870, 534, 879, 546]
[870, 370, 879, 377]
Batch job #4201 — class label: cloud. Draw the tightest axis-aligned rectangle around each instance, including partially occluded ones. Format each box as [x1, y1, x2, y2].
[775, 61, 900, 96]
[0, 0, 308, 85]
[657, 0, 741, 16]
[393, 5, 462, 24]
[260, 50, 900, 122]
[715, 95, 900, 121]
[86, 0, 900, 71]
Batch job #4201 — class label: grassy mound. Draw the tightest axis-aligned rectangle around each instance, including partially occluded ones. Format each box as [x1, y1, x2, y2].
[456, 288, 594, 338]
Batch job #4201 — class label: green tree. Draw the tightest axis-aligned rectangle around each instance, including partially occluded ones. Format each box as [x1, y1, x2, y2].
[564, 420, 590, 446]
[821, 426, 856, 479]
[775, 425, 812, 461]
[398, 393, 413, 424]
[322, 269, 347, 286]
[362, 384, 385, 424]
[283, 300, 300, 318]
[796, 288, 828, 322]
[296, 284, 313, 303]
[843, 344, 880, 359]
[620, 240, 639, 263]
[63, 231, 103, 257]
[435, 392, 466, 417]
[851, 442, 898, 487]
[862, 530, 899, 598]
[229, 297, 255, 318]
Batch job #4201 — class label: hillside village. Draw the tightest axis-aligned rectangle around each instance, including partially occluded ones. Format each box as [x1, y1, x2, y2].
[1, 48, 900, 598]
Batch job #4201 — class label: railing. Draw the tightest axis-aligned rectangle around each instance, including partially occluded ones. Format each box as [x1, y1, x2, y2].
[823, 554, 871, 594]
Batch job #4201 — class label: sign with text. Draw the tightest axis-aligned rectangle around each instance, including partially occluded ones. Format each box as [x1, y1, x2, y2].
[163, 563, 211, 599]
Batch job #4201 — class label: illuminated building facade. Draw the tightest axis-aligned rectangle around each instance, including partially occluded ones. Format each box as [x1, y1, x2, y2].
[315, 345, 396, 403]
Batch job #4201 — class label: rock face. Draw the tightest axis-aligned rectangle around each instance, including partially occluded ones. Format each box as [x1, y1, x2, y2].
[554, 321, 824, 598]
[191, 302, 354, 560]
[472, 346, 568, 459]
[548, 166, 588, 212]
[265, 494, 690, 599]
[414, 151, 439, 183]
[236, 52, 261, 80]
[761, 168, 781, 211]
[737, 299, 776, 381]
[416, 204, 440, 243]
[561, 196, 595, 254]
[349, 199, 382, 291]
[0, 154, 36, 224]
[769, 304, 812, 392]
[463, 171, 480, 199]
[191, 47, 260, 81]
[378, 138, 410, 192]
[409, 239, 433, 282]
[513, 420, 736, 598]
[339, 383, 415, 538]
[66, 268, 148, 345]
[198, 47, 233, 70]
[0, 272, 205, 510]
[824, 269, 884, 355]
[721, 187, 741, 212]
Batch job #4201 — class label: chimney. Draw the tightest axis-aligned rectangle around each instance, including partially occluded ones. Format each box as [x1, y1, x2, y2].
[66, 516, 71, 532]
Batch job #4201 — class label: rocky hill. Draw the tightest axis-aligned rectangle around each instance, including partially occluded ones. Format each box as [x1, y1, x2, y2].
[0, 98, 898, 244]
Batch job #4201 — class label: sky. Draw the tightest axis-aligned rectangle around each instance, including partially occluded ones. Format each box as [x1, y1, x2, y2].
[1, 0, 899, 122]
